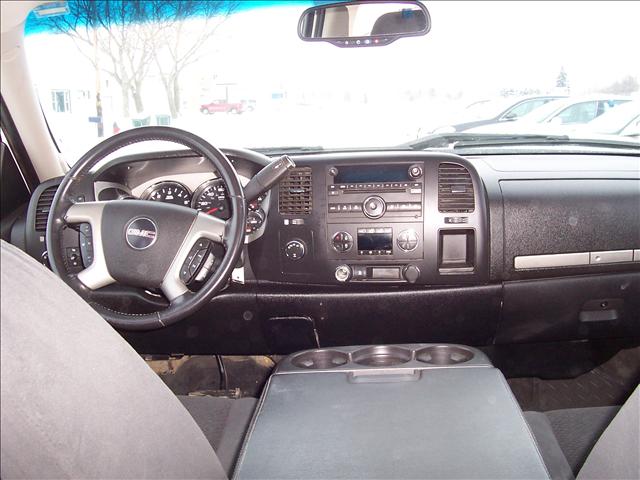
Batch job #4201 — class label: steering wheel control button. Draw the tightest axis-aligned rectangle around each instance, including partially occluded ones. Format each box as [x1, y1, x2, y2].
[180, 239, 212, 284]
[125, 217, 158, 250]
[362, 196, 386, 219]
[397, 229, 419, 251]
[331, 231, 353, 253]
[79, 222, 94, 267]
[284, 239, 306, 261]
[65, 247, 81, 269]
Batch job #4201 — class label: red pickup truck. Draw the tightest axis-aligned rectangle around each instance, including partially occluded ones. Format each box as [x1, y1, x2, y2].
[200, 100, 244, 114]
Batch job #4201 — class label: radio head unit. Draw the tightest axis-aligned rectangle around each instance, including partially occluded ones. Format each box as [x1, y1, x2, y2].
[327, 163, 424, 220]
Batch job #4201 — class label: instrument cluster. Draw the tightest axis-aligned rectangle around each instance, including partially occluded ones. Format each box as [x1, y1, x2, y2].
[141, 179, 267, 234]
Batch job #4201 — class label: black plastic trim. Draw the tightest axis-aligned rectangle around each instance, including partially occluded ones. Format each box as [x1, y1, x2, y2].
[0, 95, 40, 191]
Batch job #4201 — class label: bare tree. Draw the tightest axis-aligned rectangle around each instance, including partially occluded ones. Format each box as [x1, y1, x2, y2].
[42, 0, 158, 118]
[148, 1, 238, 119]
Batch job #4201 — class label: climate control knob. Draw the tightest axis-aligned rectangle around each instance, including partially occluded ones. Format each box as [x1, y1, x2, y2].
[331, 231, 353, 252]
[362, 195, 386, 219]
[335, 265, 352, 282]
[397, 229, 419, 251]
[284, 239, 306, 260]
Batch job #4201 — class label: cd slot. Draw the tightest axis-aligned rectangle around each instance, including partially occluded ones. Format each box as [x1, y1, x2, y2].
[343, 187, 406, 193]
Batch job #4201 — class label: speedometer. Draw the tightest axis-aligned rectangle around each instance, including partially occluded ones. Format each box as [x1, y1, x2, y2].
[192, 179, 231, 220]
[142, 181, 192, 207]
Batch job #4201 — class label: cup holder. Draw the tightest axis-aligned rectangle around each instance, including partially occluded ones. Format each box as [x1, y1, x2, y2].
[291, 350, 350, 369]
[352, 345, 412, 367]
[415, 345, 474, 365]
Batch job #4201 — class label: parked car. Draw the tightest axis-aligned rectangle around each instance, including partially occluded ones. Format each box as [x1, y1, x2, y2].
[427, 95, 566, 134]
[200, 99, 244, 114]
[468, 95, 632, 133]
[576, 100, 640, 137]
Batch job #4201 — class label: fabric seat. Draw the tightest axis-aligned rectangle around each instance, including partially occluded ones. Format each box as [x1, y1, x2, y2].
[525, 387, 639, 480]
[179, 395, 257, 475]
[0, 240, 255, 479]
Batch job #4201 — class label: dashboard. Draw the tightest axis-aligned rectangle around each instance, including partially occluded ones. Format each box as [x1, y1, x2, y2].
[19, 147, 640, 353]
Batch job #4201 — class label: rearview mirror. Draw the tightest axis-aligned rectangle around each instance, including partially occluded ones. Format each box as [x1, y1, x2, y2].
[298, 1, 431, 48]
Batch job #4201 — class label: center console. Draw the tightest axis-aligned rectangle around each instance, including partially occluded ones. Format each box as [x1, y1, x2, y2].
[326, 163, 425, 282]
[250, 153, 489, 286]
[234, 344, 549, 479]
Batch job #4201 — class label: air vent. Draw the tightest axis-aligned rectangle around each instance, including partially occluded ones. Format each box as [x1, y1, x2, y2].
[34, 186, 58, 231]
[438, 163, 475, 213]
[279, 167, 313, 215]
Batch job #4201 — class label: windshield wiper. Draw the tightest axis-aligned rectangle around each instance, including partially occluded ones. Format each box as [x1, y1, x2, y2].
[254, 146, 324, 155]
[406, 133, 640, 150]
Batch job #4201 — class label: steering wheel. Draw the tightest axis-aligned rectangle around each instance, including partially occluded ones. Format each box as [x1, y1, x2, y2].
[46, 127, 246, 331]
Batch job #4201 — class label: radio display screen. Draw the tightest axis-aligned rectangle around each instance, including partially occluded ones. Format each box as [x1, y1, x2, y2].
[334, 165, 410, 184]
[357, 230, 393, 252]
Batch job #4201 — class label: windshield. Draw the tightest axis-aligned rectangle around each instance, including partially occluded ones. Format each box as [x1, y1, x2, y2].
[24, 1, 640, 162]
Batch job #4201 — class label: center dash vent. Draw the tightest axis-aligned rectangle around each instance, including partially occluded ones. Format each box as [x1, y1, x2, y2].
[35, 186, 58, 231]
[279, 167, 313, 215]
[438, 163, 475, 213]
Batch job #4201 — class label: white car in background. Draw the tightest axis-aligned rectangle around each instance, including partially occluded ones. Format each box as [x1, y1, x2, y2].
[421, 95, 565, 136]
[577, 100, 640, 137]
[467, 95, 632, 134]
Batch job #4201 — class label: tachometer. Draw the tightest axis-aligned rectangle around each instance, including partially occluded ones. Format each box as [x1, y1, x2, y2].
[192, 179, 231, 220]
[141, 181, 192, 207]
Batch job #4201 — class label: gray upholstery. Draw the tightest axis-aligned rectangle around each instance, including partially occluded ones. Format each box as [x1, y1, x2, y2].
[578, 386, 639, 480]
[0, 240, 227, 479]
[179, 396, 257, 476]
[547, 406, 620, 473]
[526, 387, 639, 480]
[525, 411, 574, 480]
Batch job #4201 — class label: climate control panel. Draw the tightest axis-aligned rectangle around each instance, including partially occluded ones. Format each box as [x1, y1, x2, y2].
[331, 232, 354, 253]
[327, 223, 423, 261]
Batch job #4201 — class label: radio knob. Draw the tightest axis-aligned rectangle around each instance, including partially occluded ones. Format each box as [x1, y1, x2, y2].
[397, 229, 419, 251]
[331, 231, 353, 252]
[409, 165, 423, 179]
[328, 167, 338, 177]
[284, 239, 306, 260]
[362, 195, 386, 219]
[335, 265, 352, 282]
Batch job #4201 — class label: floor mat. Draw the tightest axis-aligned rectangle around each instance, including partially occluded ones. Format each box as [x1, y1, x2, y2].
[147, 355, 277, 397]
[508, 346, 640, 411]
